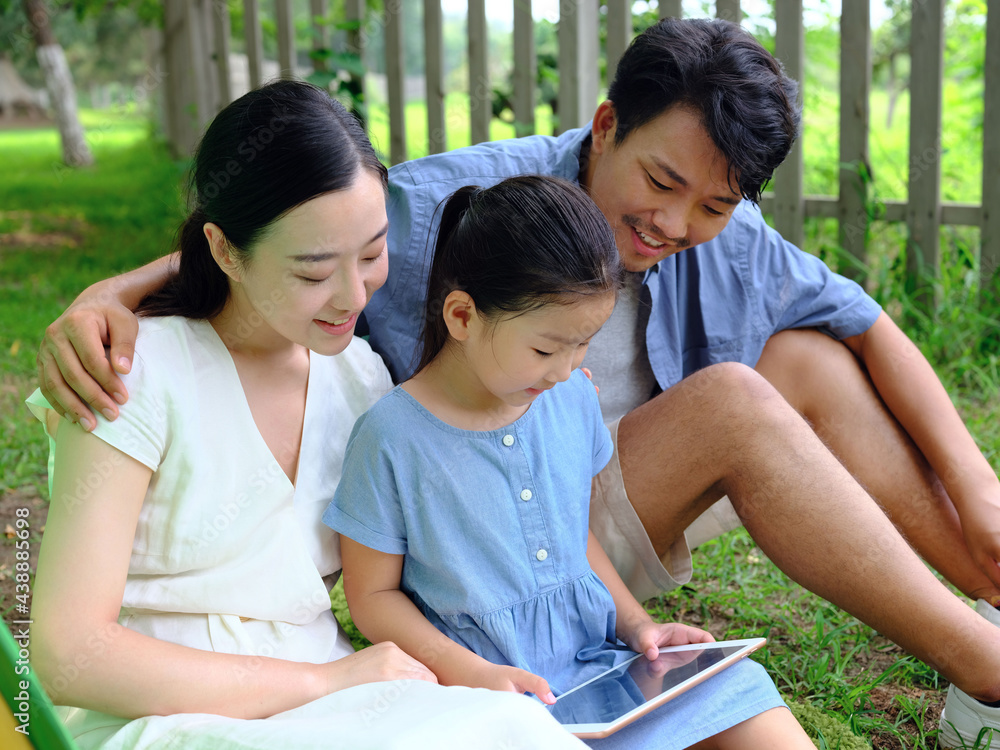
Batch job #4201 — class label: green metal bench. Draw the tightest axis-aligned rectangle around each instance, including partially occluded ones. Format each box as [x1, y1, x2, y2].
[1, 618, 78, 750]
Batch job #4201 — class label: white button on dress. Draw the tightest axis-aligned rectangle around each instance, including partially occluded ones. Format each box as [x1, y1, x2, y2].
[536, 549, 548, 561]
[502, 434, 515, 447]
[520, 489, 532, 501]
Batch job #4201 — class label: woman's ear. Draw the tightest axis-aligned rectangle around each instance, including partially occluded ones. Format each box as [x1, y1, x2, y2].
[442, 290, 477, 343]
[204, 222, 242, 282]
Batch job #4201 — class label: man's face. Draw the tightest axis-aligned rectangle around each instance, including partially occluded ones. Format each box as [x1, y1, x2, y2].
[582, 101, 742, 273]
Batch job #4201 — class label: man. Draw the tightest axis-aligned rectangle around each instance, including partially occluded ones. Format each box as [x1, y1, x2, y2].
[35, 18, 1000, 745]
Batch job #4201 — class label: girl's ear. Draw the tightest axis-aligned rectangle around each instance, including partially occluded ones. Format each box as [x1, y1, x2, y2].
[442, 290, 477, 342]
[204, 222, 242, 282]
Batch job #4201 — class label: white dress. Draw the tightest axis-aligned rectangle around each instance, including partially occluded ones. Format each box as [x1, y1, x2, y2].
[27, 316, 586, 750]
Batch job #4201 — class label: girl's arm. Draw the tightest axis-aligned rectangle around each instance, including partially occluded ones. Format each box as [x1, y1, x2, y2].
[340, 537, 556, 704]
[31, 420, 434, 720]
[586, 530, 713, 659]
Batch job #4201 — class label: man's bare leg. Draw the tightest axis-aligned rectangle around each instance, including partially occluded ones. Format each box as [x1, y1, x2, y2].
[616, 362, 1000, 701]
[755, 328, 1000, 603]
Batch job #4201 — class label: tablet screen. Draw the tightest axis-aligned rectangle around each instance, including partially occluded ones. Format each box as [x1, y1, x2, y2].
[545, 639, 765, 738]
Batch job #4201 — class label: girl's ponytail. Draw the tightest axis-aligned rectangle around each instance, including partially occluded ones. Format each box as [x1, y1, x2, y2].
[415, 185, 481, 373]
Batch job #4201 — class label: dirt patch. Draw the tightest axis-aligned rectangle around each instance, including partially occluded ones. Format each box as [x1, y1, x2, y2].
[0, 485, 48, 634]
[0, 117, 50, 131]
[867, 683, 945, 750]
[0, 210, 89, 249]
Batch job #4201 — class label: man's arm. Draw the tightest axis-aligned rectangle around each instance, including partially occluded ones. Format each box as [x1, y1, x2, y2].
[36, 253, 177, 430]
[844, 312, 1000, 585]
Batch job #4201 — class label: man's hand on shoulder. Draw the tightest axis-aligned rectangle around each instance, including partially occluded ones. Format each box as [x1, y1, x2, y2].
[37, 291, 138, 431]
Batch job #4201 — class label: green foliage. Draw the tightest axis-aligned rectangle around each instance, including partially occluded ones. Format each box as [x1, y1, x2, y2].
[305, 16, 367, 123]
[0, 1, 159, 92]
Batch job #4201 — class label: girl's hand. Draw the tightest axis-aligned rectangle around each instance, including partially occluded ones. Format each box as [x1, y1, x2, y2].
[471, 663, 557, 705]
[324, 641, 438, 693]
[625, 621, 715, 663]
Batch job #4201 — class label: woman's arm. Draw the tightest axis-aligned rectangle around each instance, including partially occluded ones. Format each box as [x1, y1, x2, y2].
[340, 537, 555, 703]
[844, 312, 1000, 585]
[37, 254, 178, 431]
[31, 421, 434, 720]
[586, 530, 713, 659]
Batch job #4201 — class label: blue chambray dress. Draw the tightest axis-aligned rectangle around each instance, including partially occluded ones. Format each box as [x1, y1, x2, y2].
[325, 370, 786, 748]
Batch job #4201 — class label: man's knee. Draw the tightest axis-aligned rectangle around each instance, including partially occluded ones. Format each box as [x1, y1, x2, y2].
[757, 329, 865, 416]
[680, 361, 784, 412]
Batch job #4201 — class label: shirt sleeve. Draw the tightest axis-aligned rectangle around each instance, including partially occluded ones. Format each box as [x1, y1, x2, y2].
[737, 204, 883, 340]
[362, 163, 439, 383]
[323, 404, 409, 555]
[25, 344, 169, 473]
[575, 370, 614, 476]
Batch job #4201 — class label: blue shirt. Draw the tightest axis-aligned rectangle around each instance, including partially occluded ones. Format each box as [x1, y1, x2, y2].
[362, 127, 882, 386]
[324, 371, 625, 691]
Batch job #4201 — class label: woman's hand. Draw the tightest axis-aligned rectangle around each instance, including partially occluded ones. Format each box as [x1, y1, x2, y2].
[324, 641, 438, 693]
[469, 663, 556, 705]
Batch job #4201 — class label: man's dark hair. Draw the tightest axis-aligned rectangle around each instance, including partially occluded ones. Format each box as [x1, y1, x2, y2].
[607, 17, 801, 203]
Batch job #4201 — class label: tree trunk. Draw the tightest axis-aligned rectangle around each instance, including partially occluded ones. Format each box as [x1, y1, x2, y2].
[22, 0, 94, 167]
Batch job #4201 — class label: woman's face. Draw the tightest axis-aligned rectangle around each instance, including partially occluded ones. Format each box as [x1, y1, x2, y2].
[224, 171, 388, 356]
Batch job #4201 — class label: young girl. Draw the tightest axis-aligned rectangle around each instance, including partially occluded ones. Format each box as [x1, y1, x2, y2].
[324, 176, 814, 749]
[24, 82, 588, 750]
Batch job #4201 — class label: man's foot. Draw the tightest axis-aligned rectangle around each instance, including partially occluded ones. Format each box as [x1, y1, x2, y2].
[938, 601, 1000, 748]
[939, 684, 1000, 748]
[974, 598, 1000, 628]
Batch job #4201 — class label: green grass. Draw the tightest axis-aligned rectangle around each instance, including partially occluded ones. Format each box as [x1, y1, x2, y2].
[0, 110, 186, 495]
[2, 101, 999, 750]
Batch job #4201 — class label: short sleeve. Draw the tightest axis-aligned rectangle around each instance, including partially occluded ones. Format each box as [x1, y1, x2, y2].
[362, 164, 439, 382]
[24, 345, 169, 473]
[738, 208, 882, 340]
[323, 404, 408, 555]
[584, 374, 614, 475]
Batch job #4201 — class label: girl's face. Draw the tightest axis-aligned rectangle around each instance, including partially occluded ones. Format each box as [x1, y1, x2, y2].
[466, 291, 616, 408]
[221, 171, 388, 356]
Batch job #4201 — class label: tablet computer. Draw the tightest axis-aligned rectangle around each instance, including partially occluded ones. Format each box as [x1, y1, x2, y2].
[545, 638, 767, 739]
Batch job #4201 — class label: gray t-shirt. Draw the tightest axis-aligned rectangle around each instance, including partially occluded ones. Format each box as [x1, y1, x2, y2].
[587, 272, 658, 423]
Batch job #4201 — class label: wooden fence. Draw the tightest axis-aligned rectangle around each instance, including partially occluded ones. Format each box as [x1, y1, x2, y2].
[158, 0, 1000, 290]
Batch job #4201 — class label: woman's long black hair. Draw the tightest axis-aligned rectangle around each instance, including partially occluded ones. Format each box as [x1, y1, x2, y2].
[137, 80, 386, 318]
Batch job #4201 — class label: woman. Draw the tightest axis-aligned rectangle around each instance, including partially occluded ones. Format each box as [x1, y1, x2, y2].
[26, 80, 585, 750]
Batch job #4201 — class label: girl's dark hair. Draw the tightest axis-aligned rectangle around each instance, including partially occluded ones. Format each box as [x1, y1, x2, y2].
[137, 80, 386, 318]
[607, 17, 801, 203]
[414, 175, 623, 375]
